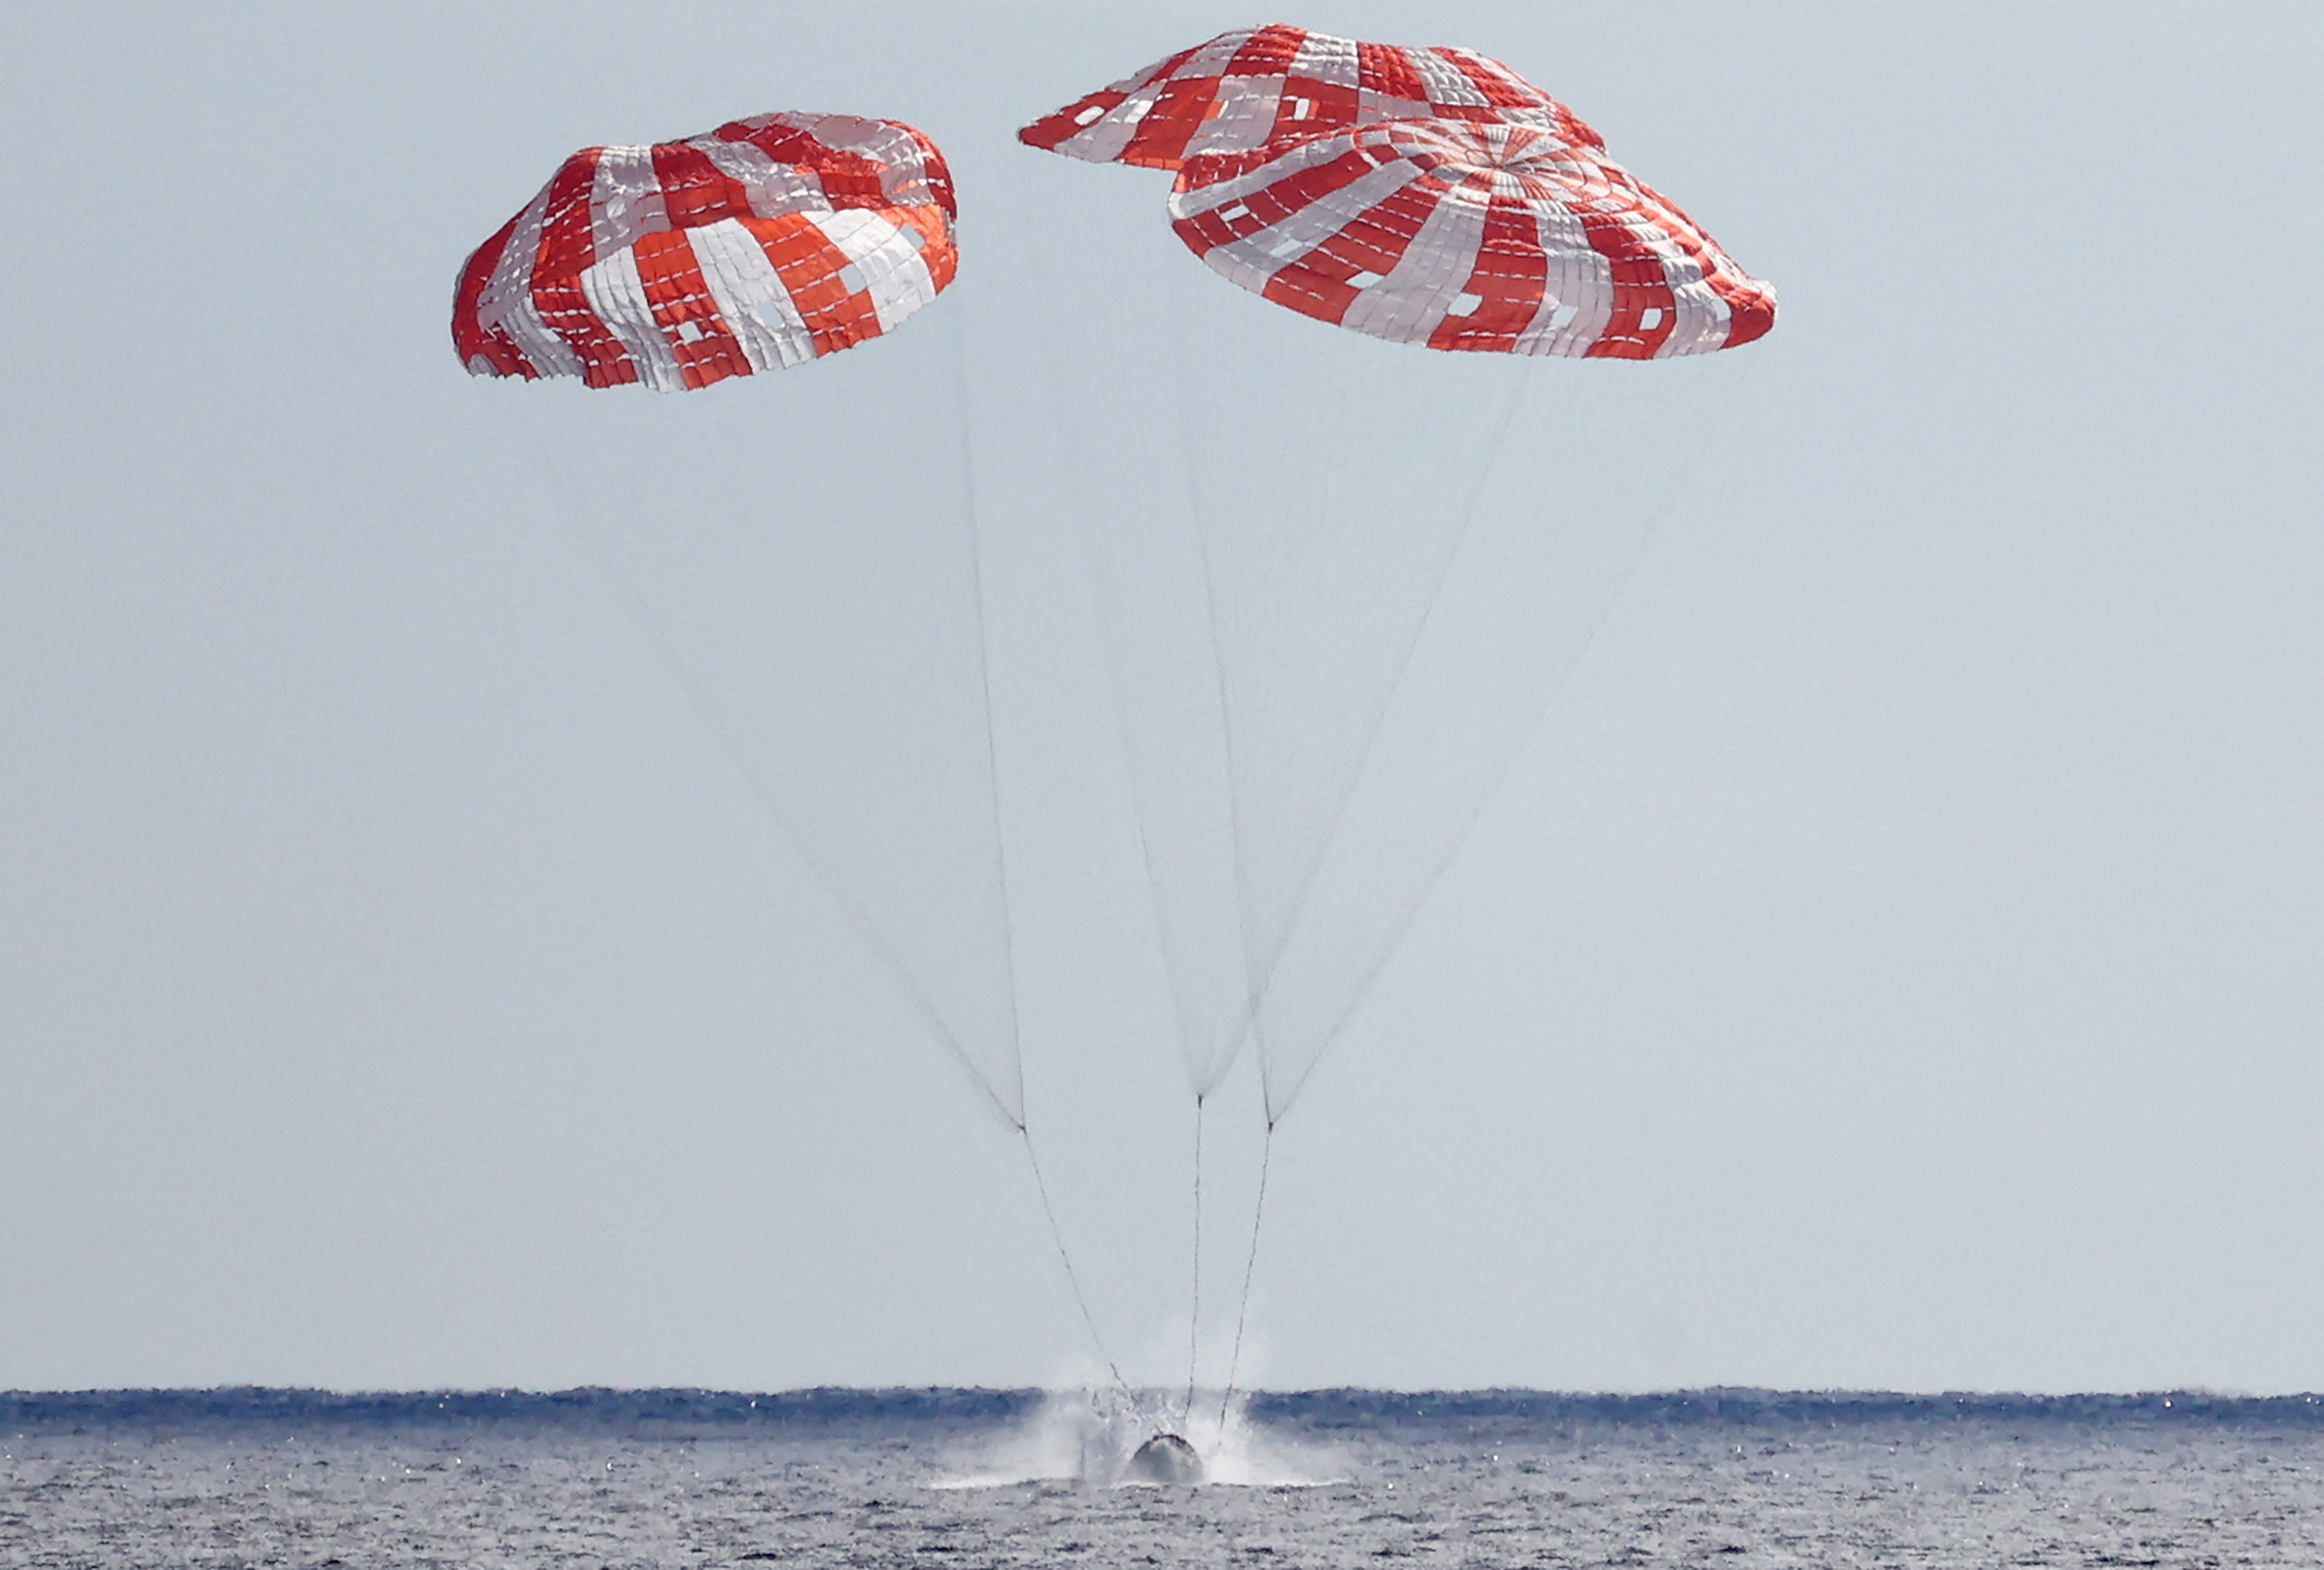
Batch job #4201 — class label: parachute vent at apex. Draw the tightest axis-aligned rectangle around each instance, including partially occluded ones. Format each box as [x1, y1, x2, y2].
[453, 113, 958, 392]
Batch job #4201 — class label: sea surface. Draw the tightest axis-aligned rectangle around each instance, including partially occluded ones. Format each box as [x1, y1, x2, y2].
[6, 1387, 2323, 1567]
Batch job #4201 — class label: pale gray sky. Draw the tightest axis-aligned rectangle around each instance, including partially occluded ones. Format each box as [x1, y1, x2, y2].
[3, 2, 2320, 1396]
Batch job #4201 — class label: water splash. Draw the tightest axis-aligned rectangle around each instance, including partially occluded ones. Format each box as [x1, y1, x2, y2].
[931, 1387, 1345, 1489]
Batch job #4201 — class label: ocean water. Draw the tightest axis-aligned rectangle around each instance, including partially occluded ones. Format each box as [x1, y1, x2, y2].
[6, 1388, 2324, 1567]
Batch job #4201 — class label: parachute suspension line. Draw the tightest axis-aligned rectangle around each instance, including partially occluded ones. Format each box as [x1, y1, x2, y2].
[944, 306, 1028, 1121]
[1184, 1092, 1206, 1424]
[1267, 415, 1681, 1119]
[1067, 304, 1227, 1087]
[1242, 371, 1531, 1046]
[1215, 1115, 1275, 1439]
[510, 401, 1022, 1133]
[1021, 1126, 1133, 1402]
[941, 309, 1131, 1406]
[579, 503, 1020, 1129]
[1189, 465, 1258, 1039]
[1157, 253, 1282, 1069]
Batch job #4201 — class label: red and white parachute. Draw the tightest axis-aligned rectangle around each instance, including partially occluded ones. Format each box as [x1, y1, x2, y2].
[1018, 22, 1604, 170]
[1019, 25, 1774, 359]
[449, 109, 1026, 1130]
[1170, 117, 1774, 358]
[453, 112, 957, 393]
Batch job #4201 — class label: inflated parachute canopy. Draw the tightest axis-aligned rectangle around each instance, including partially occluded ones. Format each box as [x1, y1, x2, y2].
[1018, 22, 1605, 169]
[1021, 24, 1775, 359]
[1171, 117, 1774, 358]
[454, 113, 958, 392]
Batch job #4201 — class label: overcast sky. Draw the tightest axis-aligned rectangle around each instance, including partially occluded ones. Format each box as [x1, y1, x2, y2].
[4, 2, 2320, 1396]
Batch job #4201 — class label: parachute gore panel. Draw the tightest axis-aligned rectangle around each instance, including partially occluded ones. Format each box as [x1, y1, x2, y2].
[454, 113, 958, 392]
[1168, 118, 1775, 358]
[1018, 23, 1604, 170]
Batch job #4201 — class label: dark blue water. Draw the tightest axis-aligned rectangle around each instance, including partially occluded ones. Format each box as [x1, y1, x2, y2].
[7, 1387, 2323, 1566]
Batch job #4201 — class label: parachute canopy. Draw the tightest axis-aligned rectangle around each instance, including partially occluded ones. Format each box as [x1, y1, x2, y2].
[1018, 22, 1603, 170]
[454, 112, 958, 392]
[1169, 117, 1775, 358]
[1019, 25, 1772, 359]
